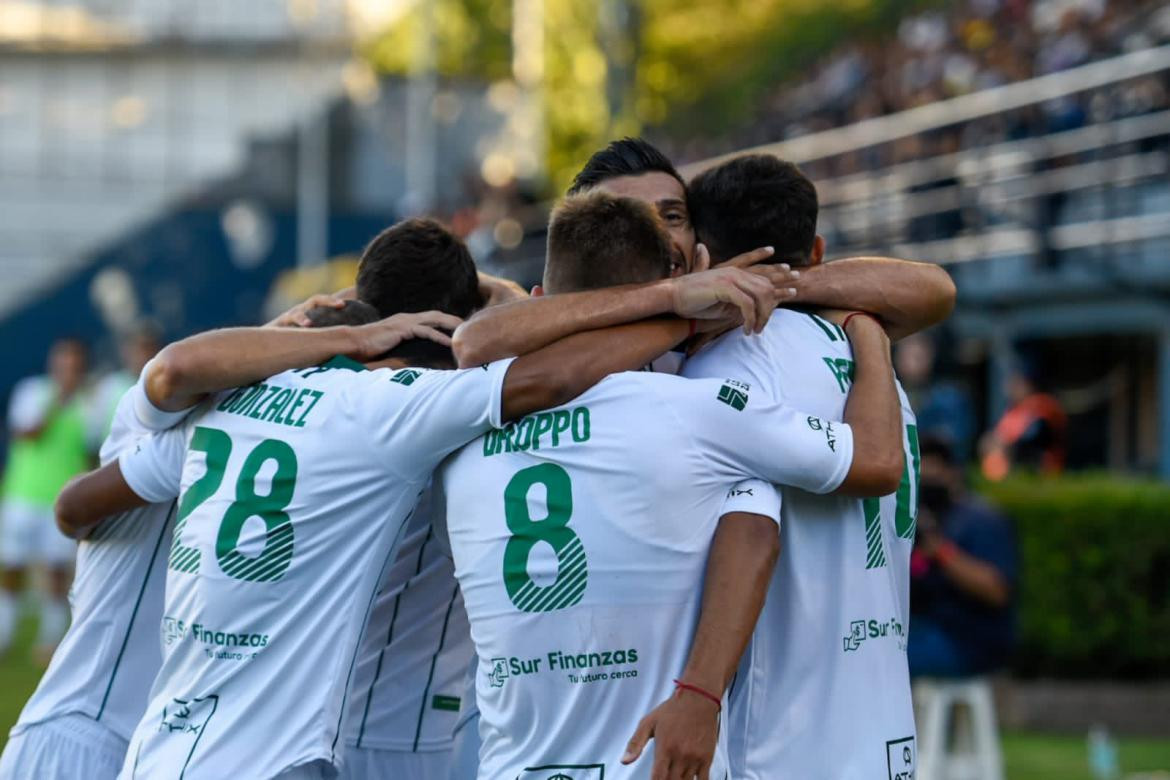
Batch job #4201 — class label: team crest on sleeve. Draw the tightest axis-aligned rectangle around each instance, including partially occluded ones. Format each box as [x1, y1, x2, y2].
[716, 380, 750, 411]
[390, 368, 422, 386]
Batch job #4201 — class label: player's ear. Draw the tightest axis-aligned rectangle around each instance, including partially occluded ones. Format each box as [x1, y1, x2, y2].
[531, 285, 545, 298]
[809, 235, 826, 266]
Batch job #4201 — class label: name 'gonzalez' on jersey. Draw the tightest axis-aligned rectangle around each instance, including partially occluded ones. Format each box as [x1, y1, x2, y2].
[114, 356, 514, 779]
[438, 370, 854, 780]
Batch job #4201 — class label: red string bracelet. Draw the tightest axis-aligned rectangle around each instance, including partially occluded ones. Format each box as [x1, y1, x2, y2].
[687, 319, 698, 339]
[841, 311, 882, 332]
[673, 679, 722, 711]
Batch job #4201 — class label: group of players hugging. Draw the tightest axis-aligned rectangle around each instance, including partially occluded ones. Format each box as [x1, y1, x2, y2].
[1, 138, 954, 779]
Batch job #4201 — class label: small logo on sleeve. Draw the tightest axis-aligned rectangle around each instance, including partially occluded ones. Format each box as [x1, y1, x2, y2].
[717, 380, 750, 411]
[390, 369, 422, 386]
[807, 416, 838, 451]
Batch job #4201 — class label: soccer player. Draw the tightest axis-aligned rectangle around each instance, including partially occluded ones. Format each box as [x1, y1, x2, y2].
[0, 337, 90, 661]
[437, 191, 906, 779]
[681, 154, 930, 778]
[0, 301, 386, 780]
[0, 365, 194, 779]
[448, 137, 955, 779]
[54, 220, 790, 779]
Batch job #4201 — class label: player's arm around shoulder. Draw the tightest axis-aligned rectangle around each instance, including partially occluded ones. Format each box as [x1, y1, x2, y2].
[56, 423, 187, 540]
[55, 461, 147, 540]
[793, 257, 956, 341]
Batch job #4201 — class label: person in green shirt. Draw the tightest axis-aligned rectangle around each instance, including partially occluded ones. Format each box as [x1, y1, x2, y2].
[0, 338, 90, 662]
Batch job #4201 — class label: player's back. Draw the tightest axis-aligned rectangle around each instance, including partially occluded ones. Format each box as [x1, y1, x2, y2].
[440, 370, 852, 780]
[685, 309, 920, 779]
[120, 357, 511, 779]
[343, 484, 473, 756]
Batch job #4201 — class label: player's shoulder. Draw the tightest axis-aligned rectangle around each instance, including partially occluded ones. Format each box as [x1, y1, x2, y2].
[609, 370, 750, 409]
[768, 308, 852, 350]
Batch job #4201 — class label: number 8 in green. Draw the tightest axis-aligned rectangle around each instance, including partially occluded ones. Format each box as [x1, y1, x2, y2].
[503, 464, 588, 613]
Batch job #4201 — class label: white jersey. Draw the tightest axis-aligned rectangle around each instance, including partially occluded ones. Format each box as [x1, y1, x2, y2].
[684, 309, 920, 780]
[438, 371, 853, 780]
[10, 379, 188, 742]
[343, 485, 473, 754]
[115, 356, 513, 779]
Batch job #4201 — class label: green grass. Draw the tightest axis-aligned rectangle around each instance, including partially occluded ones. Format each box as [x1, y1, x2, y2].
[1002, 732, 1170, 779]
[0, 617, 1168, 776]
[0, 615, 45, 746]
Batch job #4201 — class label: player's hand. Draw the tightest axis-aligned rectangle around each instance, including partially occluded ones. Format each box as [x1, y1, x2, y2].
[351, 311, 464, 359]
[478, 271, 529, 308]
[266, 294, 346, 329]
[622, 690, 719, 780]
[669, 265, 795, 336]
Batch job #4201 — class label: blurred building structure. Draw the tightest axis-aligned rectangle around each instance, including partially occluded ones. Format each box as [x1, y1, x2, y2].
[0, 0, 531, 426]
[0, 0, 356, 315]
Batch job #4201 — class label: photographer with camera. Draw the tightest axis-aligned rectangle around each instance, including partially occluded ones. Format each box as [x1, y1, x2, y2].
[909, 436, 1019, 677]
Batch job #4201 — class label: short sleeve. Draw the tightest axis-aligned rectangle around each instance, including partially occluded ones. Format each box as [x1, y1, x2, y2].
[355, 358, 515, 472]
[118, 427, 187, 504]
[99, 377, 194, 465]
[7, 378, 52, 433]
[132, 368, 194, 432]
[720, 480, 781, 531]
[678, 377, 853, 495]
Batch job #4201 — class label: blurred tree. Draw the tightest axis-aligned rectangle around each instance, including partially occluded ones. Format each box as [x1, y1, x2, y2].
[357, 0, 927, 195]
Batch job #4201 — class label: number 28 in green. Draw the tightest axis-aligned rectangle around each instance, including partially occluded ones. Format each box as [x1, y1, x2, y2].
[170, 426, 299, 582]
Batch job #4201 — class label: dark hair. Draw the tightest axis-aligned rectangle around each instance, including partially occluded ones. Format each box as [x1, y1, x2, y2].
[544, 192, 673, 294]
[304, 299, 379, 328]
[568, 137, 685, 196]
[356, 218, 482, 319]
[688, 154, 819, 265]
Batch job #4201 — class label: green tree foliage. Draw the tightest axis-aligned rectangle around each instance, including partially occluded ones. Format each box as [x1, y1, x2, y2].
[359, 0, 925, 193]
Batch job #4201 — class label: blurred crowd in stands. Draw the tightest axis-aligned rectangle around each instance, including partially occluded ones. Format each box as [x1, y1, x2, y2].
[666, 0, 1170, 173]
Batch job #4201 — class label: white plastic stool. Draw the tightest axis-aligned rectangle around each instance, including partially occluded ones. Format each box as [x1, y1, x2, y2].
[914, 677, 1005, 780]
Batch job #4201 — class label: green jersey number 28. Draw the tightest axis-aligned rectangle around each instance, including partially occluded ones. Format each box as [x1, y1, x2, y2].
[503, 463, 588, 613]
[169, 426, 299, 582]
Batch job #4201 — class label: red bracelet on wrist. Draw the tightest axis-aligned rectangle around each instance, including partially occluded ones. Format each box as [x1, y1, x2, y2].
[841, 311, 881, 332]
[673, 679, 722, 711]
[687, 319, 698, 339]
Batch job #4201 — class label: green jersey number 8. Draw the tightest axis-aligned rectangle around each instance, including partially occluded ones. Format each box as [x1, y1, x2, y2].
[503, 463, 588, 613]
[169, 426, 299, 582]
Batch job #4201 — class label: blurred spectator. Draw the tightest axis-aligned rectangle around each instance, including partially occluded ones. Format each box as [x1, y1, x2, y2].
[910, 437, 1018, 678]
[86, 322, 162, 451]
[896, 332, 977, 462]
[0, 339, 90, 663]
[665, 0, 1169, 166]
[981, 362, 1068, 480]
